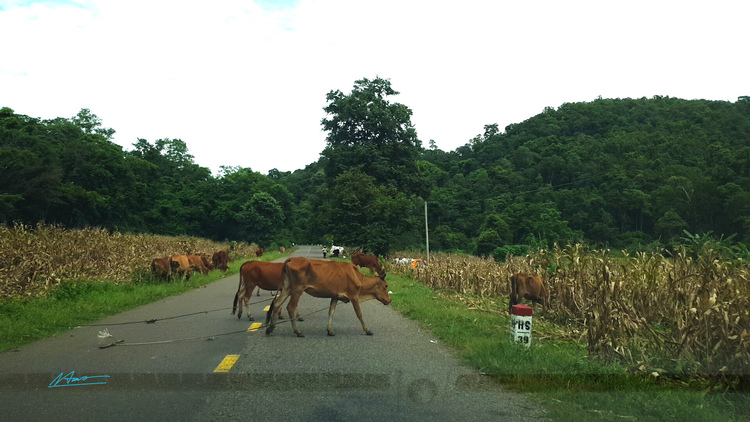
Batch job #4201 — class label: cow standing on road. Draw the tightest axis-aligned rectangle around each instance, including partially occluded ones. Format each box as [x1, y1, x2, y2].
[232, 261, 301, 321]
[265, 257, 391, 337]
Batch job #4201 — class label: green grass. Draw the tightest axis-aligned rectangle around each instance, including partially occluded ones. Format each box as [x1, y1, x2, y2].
[387, 275, 750, 422]
[0, 254, 283, 353]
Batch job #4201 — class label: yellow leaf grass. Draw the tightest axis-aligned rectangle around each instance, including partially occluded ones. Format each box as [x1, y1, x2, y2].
[387, 245, 750, 383]
[0, 222, 258, 299]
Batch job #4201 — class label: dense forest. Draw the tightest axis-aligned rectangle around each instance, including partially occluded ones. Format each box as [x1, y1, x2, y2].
[2, 80, 749, 257]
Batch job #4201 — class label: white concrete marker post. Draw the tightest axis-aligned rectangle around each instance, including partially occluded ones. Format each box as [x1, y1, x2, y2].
[510, 304, 533, 347]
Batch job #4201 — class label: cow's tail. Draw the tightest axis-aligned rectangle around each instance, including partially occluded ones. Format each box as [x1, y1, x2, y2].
[232, 263, 246, 315]
[266, 259, 292, 325]
[265, 297, 275, 325]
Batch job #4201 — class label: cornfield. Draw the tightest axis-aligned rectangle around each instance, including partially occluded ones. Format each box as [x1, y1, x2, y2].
[388, 244, 750, 388]
[0, 223, 258, 299]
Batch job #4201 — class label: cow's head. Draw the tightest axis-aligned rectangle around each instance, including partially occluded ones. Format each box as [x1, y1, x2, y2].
[375, 273, 391, 305]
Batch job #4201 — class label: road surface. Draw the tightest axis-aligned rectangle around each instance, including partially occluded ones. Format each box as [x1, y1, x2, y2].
[0, 245, 548, 421]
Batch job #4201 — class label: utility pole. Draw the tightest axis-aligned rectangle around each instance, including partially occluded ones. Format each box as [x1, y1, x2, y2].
[425, 200, 430, 265]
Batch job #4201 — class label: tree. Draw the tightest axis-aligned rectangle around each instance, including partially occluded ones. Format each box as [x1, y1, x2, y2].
[314, 169, 411, 255]
[320, 77, 425, 196]
[71, 108, 115, 139]
[240, 192, 284, 246]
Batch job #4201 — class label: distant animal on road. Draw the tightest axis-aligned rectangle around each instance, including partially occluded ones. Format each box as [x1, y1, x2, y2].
[279, 246, 286, 254]
[509, 273, 547, 313]
[351, 253, 384, 276]
[255, 248, 264, 257]
[265, 257, 391, 337]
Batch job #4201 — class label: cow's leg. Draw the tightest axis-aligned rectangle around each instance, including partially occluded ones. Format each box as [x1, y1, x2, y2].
[235, 281, 246, 319]
[245, 283, 256, 321]
[326, 298, 338, 336]
[266, 289, 290, 335]
[287, 292, 304, 337]
[351, 298, 373, 335]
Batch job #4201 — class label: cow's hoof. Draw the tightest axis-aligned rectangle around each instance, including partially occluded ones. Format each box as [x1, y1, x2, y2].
[248, 316, 255, 321]
[365, 330, 373, 336]
[327, 331, 335, 336]
[237, 314, 241, 320]
[297, 316, 304, 322]
[265, 326, 275, 335]
[295, 332, 305, 338]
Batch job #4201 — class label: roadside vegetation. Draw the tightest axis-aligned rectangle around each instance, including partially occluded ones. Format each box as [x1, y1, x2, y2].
[386, 269, 750, 422]
[0, 223, 290, 352]
[0, 259, 239, 353]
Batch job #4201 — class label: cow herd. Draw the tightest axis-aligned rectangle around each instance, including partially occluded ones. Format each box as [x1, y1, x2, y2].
[230, 251, 547, 337]
[152, 247, 548, 336]
[150, 250, 232, 282]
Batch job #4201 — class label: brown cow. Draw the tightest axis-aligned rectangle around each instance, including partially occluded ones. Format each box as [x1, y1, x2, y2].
[265, 257, 391, 337]
[212, 251, 230, 271]
[509, 273, 548, 313]
[351, 253, 384, 276]
[151, 257, 171, 280]
[187, 255, 211, 275]
[255, 248, 264, 257]
[231, 261, 301, 321]
[202, 255, 214, 271]
[169, 255, 192, 281]
[279, 246, 286, 254]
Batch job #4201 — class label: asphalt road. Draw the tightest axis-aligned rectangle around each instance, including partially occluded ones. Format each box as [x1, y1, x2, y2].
[0, 245, 548, 422]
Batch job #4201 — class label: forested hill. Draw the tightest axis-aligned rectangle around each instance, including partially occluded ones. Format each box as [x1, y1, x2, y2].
[2, 93, 749, 256]
[415, 96, 750, 254]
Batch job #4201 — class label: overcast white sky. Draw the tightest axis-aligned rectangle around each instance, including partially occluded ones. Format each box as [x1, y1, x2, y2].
[2, 0, 748, 175]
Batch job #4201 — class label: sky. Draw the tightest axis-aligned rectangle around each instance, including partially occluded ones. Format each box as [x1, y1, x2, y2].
[1, 0, 748, 176]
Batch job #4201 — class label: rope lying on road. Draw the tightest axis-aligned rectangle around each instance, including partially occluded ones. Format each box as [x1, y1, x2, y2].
[86, 297, 276, 327]
[98, 305, 332, 348]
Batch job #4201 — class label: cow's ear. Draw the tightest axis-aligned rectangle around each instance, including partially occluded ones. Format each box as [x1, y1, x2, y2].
[380, 273, 387, 280]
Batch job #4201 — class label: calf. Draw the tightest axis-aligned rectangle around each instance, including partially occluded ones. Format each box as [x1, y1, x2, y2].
[151, 257, 171, 280]
[212, 250, 230, 271]
[187, 255, 211, 275]
[169, 255, 192, 281]
[351, 253, 384, 277]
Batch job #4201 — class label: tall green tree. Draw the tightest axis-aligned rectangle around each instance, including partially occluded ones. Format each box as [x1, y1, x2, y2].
[320, 77, 425, 196]
[313, 169, 412, 255]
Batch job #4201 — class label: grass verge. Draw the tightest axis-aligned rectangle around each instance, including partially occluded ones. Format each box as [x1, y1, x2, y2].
[387, 274, 750, 422]
[0, 254, 283, 353]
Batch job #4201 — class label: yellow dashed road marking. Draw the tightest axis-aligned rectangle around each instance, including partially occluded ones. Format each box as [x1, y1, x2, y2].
[263, 306, 270, 312]
[248, 322, 263, 332]
[213, 355, 240, 373]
